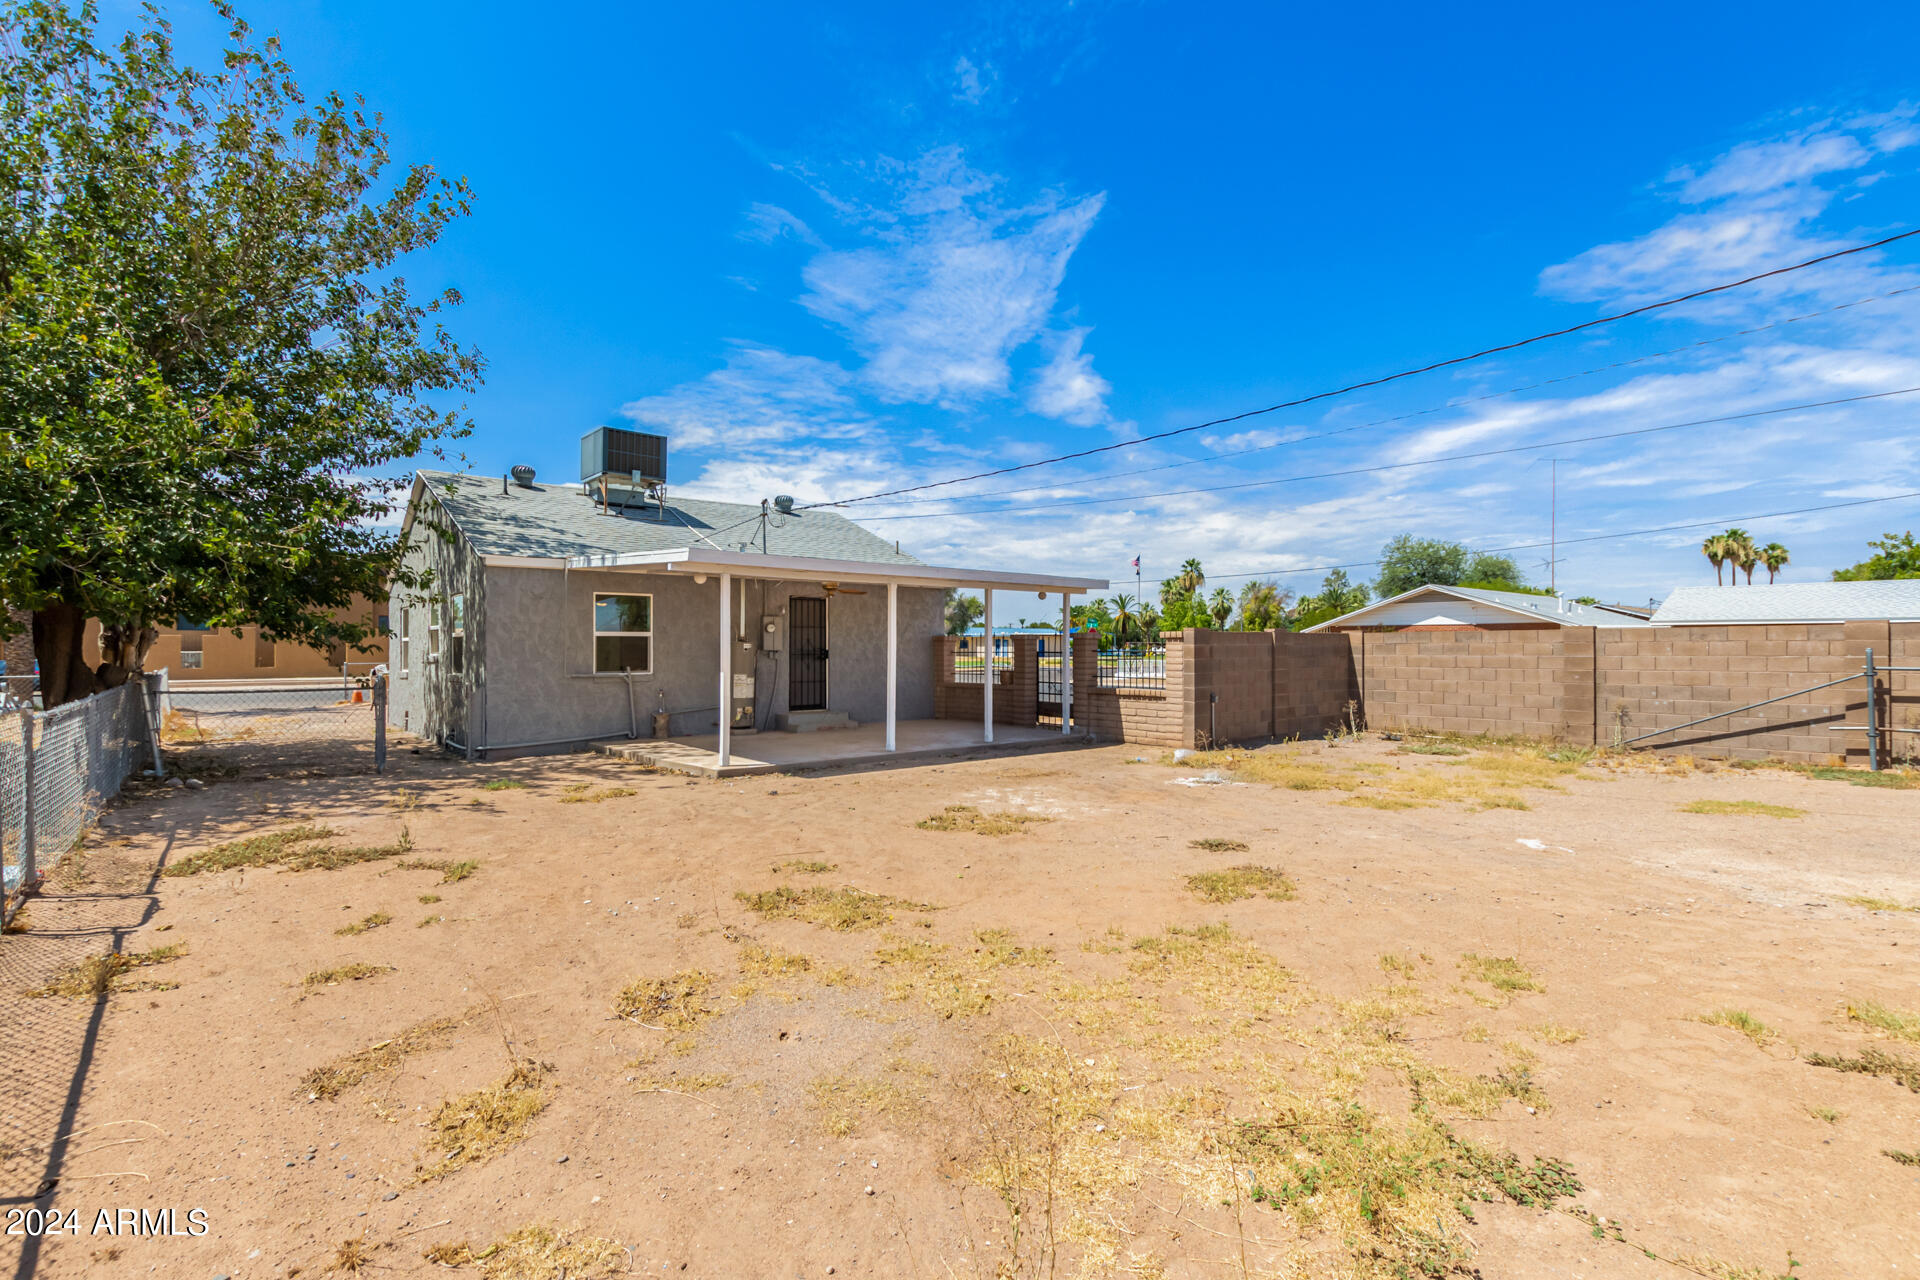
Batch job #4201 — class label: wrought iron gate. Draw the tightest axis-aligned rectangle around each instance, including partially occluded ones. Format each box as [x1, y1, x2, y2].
[789, 597, 829, 711]
[1037, 634, 1065, 719]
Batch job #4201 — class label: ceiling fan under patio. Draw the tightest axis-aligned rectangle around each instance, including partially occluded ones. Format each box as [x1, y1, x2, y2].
[818, 581, 869, 597]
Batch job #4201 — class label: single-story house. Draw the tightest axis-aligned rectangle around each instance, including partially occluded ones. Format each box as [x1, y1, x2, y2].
[389, 433, 1106, 763]
[1301, 584, 1654, 633]
[1650, 580, 1920, 626]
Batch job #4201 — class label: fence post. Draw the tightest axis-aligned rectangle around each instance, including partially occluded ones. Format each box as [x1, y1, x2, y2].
[19, 709, 35, 896]
[373, 670, 388, 776]
[1866, 647, 1879, 772]
[142, 672, 166, 779]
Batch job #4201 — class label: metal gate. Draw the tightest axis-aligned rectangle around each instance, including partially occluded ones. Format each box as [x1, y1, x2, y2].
[1037, 634, 1065, 719]
[789, 597, 829, 711]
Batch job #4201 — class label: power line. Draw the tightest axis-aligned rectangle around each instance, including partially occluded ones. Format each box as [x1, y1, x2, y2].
[1152, 489, 1920, 589]
[853, 282, 1920, 512]
[804, 225, 1920, 511]
[848, 387, 1920, 521]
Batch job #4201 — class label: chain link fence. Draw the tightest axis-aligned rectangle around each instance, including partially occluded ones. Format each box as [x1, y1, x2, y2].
[2, 680, 152, 916]
[156, 672, 385, 777]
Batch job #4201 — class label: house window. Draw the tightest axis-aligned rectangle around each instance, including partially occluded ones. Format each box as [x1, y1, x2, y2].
[398, 608, 410, 676]
[449, 595, 466, 675]
[180, 629, 203, 671]
[182, 651, 203, 669]
[427, 599, 441, 662]
[593, 593, 652, 673]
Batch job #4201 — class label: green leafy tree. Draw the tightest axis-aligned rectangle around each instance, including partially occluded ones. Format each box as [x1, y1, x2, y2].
[1459, 552, 1529, 590]
[1291, 569, 1370, 630]
[944, 590, 984, 635]
[1235, 579, 1289, 631]
[0, 2, 481, 705]
[1832, 531, 1920, 580]
[1374, 535, 1470, 597]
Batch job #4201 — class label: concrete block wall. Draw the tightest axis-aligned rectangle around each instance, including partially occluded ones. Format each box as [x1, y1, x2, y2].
[1069, 633, 1186, 747]
[1349, 628, 1594, 742]
[930, 635, 1036, 727]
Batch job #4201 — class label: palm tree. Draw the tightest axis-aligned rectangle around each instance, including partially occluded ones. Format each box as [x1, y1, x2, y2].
[1208, 587, 1234, 629]
[1138, 602, 1161, 643]
[1722, 527, 1757, 585]
[1109, 593, 1137, 644]
[1236, 580, 1288, 631]
[1760, 542, 1790, 583]
[1177, 558, 1206, 595]
[1702, 533, 1730, 585]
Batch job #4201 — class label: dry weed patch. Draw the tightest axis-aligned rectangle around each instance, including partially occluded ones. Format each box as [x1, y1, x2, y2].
[772, 858, 836, 874]
[810, 1068, 924, 1137]
[299, 1010, 470, 1101]
[417, 1062, 548, 1181]
[1845, 999, 1920, 1043]
[1837, 894, 1917, 912]
[1169, 743, 1585, 810]
[398, 857, 479, 883]
[874, 938, 994, 1018]
[614, 970, 716, 1031]
[477, 778, 527, 792]
[916, 804, 1053, 836]
[424, 1223, 625, 1278]
[1804, 1046, 1920, 1092]
[1188, 837, 1248, 853]
[1531, 1022, 1585, 1045]
[335, 911, 391, 936]
[1461, 953, 1544, 996]
[1185, 864, 1296, 904]
[32, 944, 186, 999]
[556, 786, 636, 805]
[736, 884, 936, 931]
[1682, 799, 1805, 818]
[302, 963, 394, 990]
[1698, 1009, 1775, 1048]
[165, 824, 412, 876]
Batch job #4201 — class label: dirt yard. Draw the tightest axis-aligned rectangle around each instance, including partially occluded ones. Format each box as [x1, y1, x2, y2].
[3, 732, 1917, 1280]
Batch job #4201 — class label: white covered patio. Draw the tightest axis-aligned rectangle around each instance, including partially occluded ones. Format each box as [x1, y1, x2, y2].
[565, 546, 1108, 775]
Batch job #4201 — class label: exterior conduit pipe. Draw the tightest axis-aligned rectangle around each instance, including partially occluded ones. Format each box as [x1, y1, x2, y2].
[624, 669, 638, 738]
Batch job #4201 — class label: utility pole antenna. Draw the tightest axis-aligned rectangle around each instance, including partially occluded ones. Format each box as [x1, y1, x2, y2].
[1550, 458, 1557, 595]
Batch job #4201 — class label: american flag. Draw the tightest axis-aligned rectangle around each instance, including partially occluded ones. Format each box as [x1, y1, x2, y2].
[1131, 555, 1140, 570]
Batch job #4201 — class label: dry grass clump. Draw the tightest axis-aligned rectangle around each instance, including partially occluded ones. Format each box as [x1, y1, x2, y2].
[1188, 837, 1248, 853]
[424, 1223, 625, 1278]
[735, 884, 936, 931]
[874, 939, 994, 1018]
[302, 963, 395, 990]
[398, 857, 480, 883]
[1887, 1148, 1920, 1167]
[1398, 741, 1467, 756]
[1846, 999, 1920, 1043]
[1837, 894, 1918, 912]
[1804, 1046, 1920, 1092]
[417, 913, 445, 928]
[164, 824, 412, 876]
[331, 1237, 378, 1272]
[1461, 953, 1544, 995]
[614, 970, 716, 1031]
[772, 858, 836, 874]
[1168, 743, 1585, 811]
[1184, 864, 1296, 904]
[477, 778, 527, 792]
[299, 1010, 469, 1100]
[335, 911, 392, 936]
[32, 944, 186, 999]
[1530, 1022, 1585, 1045]
[972, 927, 1055, 968]
[1681, 799, 1805, 818]
[1697, 1009, 1775, 1047]
[417, 1062, 548, 1181]
[738, 941, 814, 978]
[556, 786, 636, 805]
[810, 1070, 923, 1137]
[916, 804, 1053, 836]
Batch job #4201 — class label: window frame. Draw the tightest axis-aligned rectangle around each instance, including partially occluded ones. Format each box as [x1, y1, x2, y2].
[449, 594, 466, 675]
[427, 598, 441, 663]
[398, 607, 410, 677]
[592, 592, 654, 675]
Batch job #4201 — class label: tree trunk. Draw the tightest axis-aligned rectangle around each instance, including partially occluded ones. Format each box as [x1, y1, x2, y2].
[32, 603, 99, 708]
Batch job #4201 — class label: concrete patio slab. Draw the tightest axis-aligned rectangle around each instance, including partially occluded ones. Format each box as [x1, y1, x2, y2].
[592, 718, 1091, 777]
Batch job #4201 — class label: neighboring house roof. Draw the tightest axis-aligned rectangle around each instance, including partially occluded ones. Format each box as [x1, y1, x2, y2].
[1650, 581, 1920, 625]
[1301, 584, 1654, 632]
[412, 470, 922, 567]
[1590, 601, 1655, 620]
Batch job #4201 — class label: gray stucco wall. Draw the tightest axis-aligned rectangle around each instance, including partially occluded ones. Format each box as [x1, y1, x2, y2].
[467, 566, 943, 752]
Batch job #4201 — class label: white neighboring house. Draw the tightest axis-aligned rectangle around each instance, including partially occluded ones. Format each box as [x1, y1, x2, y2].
[1300, 584, 1654, 633]
[1650, 581, 1920, 626]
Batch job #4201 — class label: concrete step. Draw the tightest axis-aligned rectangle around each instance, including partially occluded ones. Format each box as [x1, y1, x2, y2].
[780, 709, 856, 733]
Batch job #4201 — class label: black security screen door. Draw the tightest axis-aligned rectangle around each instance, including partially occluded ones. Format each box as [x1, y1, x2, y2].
[789, 597, 829, 711]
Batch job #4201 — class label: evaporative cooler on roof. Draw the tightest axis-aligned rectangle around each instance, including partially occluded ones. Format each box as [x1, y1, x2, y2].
[580, 427, 668, 486]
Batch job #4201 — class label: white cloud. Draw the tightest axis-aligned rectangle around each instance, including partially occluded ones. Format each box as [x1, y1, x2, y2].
[738, 202, 823, 247]
[798, 147, 1106, 409]
[952, 55, 992, 105]
[1667, 130, 1869, 203]
[1026, 327, 1111, 425]
[619, 343, 877, 450]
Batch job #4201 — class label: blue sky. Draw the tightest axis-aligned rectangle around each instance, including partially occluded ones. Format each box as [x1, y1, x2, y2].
[155, 1, 1920, 611]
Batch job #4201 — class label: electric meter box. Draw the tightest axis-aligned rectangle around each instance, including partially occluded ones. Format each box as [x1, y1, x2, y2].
[760, 614, 784, 652]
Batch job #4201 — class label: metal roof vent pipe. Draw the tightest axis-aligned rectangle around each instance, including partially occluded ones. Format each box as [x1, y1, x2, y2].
[510, 464, 537, 489]
[773, 494, 795, 515]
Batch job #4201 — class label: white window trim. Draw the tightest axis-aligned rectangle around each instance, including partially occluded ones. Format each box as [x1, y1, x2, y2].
[592, 591, 654, 675]
[397, 607, 410, 678]
[426, 598, 441, 663]
[449, 594, 467, 675]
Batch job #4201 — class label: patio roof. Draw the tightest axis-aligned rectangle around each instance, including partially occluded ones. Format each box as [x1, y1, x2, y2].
[483, 546, 1109, 595]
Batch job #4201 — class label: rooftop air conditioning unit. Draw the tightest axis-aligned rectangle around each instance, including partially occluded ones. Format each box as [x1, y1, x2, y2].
[581, 427, 667, 486]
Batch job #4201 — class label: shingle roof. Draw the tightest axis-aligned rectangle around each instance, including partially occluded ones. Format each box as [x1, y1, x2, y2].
[1439, 585, 1652, 626]
[415, 471, 922, 566]
[1651, 581, 1920, 625]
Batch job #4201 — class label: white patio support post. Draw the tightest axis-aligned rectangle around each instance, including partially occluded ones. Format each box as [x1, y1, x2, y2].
[982, 587, 994, 744]
[1060, 591, 1073, 735]
[717, 571, 733, 769]
[885, 581, 898, 752]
